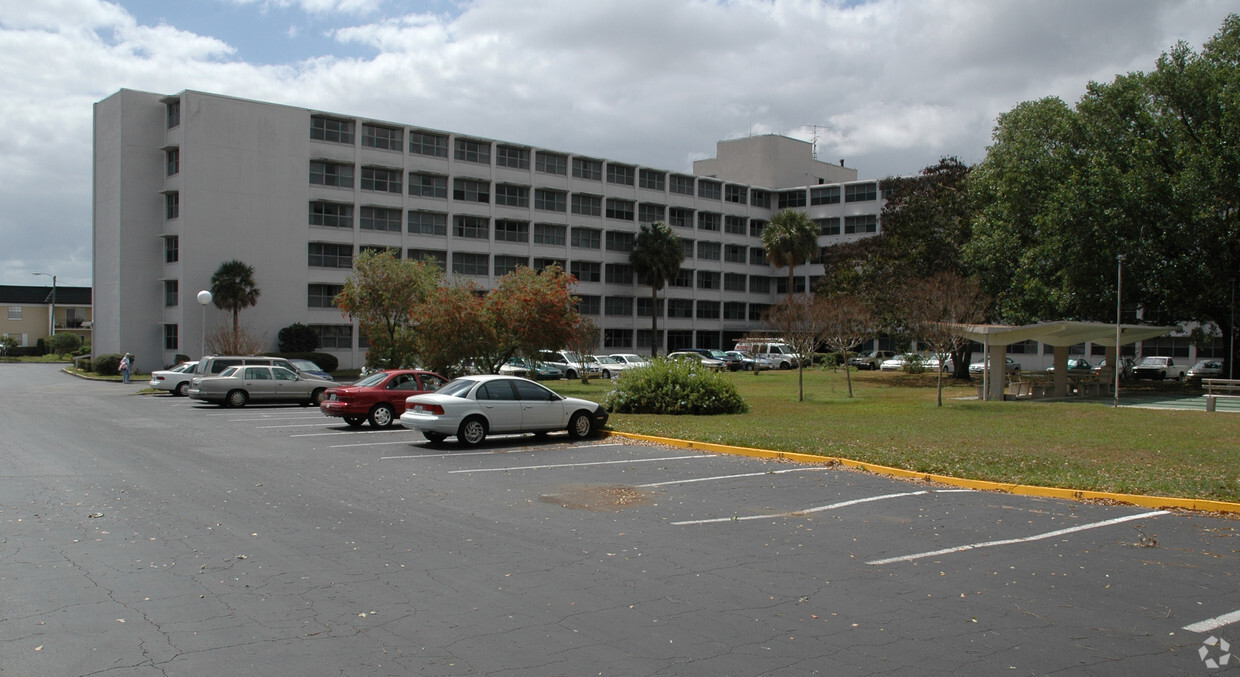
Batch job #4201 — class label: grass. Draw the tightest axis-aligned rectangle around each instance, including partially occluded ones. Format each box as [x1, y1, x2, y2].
[550, 369, 1240, 504]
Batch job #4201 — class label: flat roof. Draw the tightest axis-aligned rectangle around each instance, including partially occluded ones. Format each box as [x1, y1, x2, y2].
[947, 321, 1176, 347]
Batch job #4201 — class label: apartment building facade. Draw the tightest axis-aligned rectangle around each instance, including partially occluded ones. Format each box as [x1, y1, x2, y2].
[93, 89, 885, 369]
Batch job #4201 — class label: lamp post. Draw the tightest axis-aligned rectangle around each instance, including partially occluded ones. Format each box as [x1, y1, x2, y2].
[33, 272, 56, 337]
[1114, 254, 1125, 408]
[197, 290, 213, 358]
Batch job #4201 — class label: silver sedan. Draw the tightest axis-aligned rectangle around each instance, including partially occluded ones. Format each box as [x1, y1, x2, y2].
[188, 365, 334, 408]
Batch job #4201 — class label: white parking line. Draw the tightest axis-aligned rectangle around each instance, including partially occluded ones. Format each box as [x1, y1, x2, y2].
[1184, 609, 1240, 633]
[866, 510, 1170, 565]
[257, 423, 342, 429]
[638, 467, 828, 488]
[290, 429, 408, 437]
[672, 490, 935, 526]
[448, 454, 714, 474]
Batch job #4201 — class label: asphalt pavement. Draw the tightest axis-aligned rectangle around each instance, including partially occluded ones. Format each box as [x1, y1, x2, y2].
[1, 363, 1238, 676]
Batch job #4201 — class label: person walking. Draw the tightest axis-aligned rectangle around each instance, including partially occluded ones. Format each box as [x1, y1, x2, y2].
[119, 353, 132, 384]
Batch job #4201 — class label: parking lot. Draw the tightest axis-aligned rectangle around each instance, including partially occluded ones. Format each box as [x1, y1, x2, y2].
[2, 364, 1238, 675]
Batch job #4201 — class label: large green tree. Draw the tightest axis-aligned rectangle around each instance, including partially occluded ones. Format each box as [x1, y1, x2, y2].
[629, 221, 684, 356]
[761, 209, 819, 299]
[210, 259, 261, 352]
[334, 250, 439, 370]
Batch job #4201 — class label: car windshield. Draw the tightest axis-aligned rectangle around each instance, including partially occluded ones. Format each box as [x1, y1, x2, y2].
[353, 372, 389, 387]
[290, 359, 322, 371]
[596, 356, 621, 364]
[438, 379, 477, 398]
[1138, 357, 1165, 366]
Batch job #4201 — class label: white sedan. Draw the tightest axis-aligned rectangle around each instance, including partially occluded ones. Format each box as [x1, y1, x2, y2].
[149, 361, 198, 396]
[592, 355, 632, 379]
[399, 375, 609, 446]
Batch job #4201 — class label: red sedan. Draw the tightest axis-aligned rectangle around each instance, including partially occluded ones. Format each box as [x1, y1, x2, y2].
[320, 369, 449, 428]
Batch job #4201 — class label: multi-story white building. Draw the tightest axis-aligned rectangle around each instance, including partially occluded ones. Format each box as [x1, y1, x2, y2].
[92, 89, 886, 369]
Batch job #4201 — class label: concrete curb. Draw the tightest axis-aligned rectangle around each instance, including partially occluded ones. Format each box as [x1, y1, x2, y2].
[604, 430, 1240, 515]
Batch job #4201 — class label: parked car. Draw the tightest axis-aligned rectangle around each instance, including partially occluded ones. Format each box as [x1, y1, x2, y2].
[320, 369, 448, 427]
[1133, 356, 1187, 381]
[610, 353, 650, 368]
[1093, 357, 1136, 379]
[1045, 358, 1090, 373]
[193, 355, 299, 377]
[288, 358, 333, 381]
[535, 350, 599, 379]
[708, 350, 744, 371]
[668, 351, 727, 371]
[879, 354, 911, 371]
[399, 375, 609, 445]
[848, 350, 897, 371]
[1187, 359, 1224, 380]
[969, 357, 1022, 375]
[188, 365, 335, 407]
[724, 350, 770, 371]
[500, 357, 563, 380]
[148, 361, 198, 396]
[592, 355, 632, 379]
[733, 341, 799, 369]
[922, 355, 954, 372]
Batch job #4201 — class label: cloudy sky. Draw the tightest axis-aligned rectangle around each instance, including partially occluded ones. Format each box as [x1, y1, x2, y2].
[0, 0, 1232, 287]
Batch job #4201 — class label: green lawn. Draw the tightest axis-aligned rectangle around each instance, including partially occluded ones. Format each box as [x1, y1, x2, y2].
[550, 369, 1240, 503]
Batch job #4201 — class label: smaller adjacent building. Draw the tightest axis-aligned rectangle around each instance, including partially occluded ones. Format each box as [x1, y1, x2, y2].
[0, 285, 93, 348]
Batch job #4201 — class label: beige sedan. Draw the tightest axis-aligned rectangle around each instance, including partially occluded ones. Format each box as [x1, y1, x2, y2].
[188, 365, 334, 408]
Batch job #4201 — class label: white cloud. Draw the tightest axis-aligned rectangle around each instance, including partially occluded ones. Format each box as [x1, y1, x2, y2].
[225, 0, 387, 16]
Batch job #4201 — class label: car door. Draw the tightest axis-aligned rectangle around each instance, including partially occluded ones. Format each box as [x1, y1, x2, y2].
[512, 379, 566, 431]
[241, 366, 276, 401]
[270, 366, 305, 401]
[475, 380, 523, 432]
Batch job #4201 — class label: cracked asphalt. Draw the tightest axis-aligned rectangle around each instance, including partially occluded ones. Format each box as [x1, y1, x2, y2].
[1, 363, 1238, 675]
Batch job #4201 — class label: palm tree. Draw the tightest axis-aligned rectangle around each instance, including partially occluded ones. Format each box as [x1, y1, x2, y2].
[629, 221, 684, 357]
[210, 259, 262, 345]
[761, 209, 819, 299]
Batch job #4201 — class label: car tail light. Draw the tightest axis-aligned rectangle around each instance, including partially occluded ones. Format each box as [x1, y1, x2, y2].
[410, 403, 444, 415]
[153, 376, 165, 382]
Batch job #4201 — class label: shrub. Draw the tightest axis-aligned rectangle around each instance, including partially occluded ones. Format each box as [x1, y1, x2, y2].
[603, 358, 748, 415]
[47, 333, 82, 357]
[94, 353, 123, 376]
[278, 323, 320, 353]
[174, 353, 191, 365]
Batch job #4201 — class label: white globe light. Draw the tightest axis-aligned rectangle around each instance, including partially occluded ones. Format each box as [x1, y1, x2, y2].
[197, 290, 213, 305]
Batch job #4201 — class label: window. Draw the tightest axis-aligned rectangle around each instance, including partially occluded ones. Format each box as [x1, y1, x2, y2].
[605, 296, 634, 317]
[607, 164, 635, 186]
[361, 167, 402, 193]
[494, 255, 528, 276]
[310, 161, 353, 188]
[697, 212, 720, 231]
[572, 157, 602, 180]
[697, 241, 721, 260]
[680, 239, 695, 259]
[165, 236, 179, 263]
[454, 215, 489, 239]
[697, 271, 720, 289]
[410, 130, 448, 157]
[636, 329, 664, 349]
[638, 203, 665, 224]
[698, 180, 722, 200]
[494, 184, 529, 208]
[749, 276, 771, 294]
[454, 138, 491, 164]
[750, 247, 766, 265]
[696, 301, 720, 319]
[724, 273, 746, 292]
[751, 189, 770, 209]
[668, 299, 693, 318]
[310, 201, 352, 228]
[408, 249, 446, 268]
[777, 190, 807, 209]
[165, 192, 179, 219]
[164, 279, 178, 307]
[408, 210, 447, 235]
[360, 206, 401, 232]
[606, 198, 634, 221]
[569, 261, 601, 282]
[637, 298, 664, 317]
[844, 214, 878, 234]
[577, 295, 600, 315]
[494, 219, 529, 243]
[451, 252, 489, 276]
[409, 172, 447, 198]
[533, 257, 566, 271]
[166, 148, 179, 176]
[669, 207, 693, 228]
[724, 245, 746, 264]
[671, 268, 693, 288]
[534, 189, 567, 212]
[453, 178, 490, 203]
[166, 100, 180, 128]
[605, 231, 634, 252]
[811, 186, 841, 205]
[604, 329, 632, 348]
[308, 283, 343, 308]
[605, 263, 633, 284]
[359, 245, 401, 259]
[817, 217, 841, 235]
[723, 302, 746, 320]
[572, 194, 602, 216]
[362, 124, 402, 150]
[670, 175, 694, 196]
[164, 324, 179, 350]
[639, 169, 665, 191]
[749, 219, 766, 238]
[310, 116, 354, 144]
[7, 306, 21, 320]
[536, 151, 568, 175]
[313, 324, 353, 349]
[533, 223, 566, 246]
[724, 215, 746, 235]
[725, 184, 747, 204]
[845, 183, 877, 202]
[748, 303, 770, 321]
[571, 227, 601, 249]
[776, 277, 807, 294]
[309, 242, 352, 268]
[496, 145, 529, 169]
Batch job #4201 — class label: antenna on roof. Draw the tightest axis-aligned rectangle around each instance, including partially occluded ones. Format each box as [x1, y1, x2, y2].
[806, 125, 828, 159]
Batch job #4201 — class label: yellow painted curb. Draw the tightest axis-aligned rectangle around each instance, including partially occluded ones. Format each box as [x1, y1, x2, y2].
[603, 430, 1240, 515]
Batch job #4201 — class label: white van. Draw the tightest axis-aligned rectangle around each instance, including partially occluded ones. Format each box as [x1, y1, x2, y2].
[733, 341, 800, 369]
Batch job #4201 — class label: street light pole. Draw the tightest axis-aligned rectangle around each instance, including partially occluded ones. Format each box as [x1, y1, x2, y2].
[1114, 254, 1125, 408]
[33, 272, 56, 337]
[197, 290, 213, 358]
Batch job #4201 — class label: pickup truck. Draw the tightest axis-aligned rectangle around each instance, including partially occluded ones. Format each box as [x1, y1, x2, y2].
[1132, 356, 1187, 381]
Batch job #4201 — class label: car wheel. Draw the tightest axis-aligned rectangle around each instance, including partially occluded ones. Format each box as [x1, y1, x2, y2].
[344, 416, 365, 428]
[369, 403, 395, 428]
[602, 369, 612, 379]
[567, 411, 594, 440]
[306, 388, 327, 406]
[565, 369, 577, 380]
[174, 382, 189, 397]
[780, 361, 791, 370]
[457, 417, 487, 446]
[226, 389, 248, 408]
[423, 432, 446, 444]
